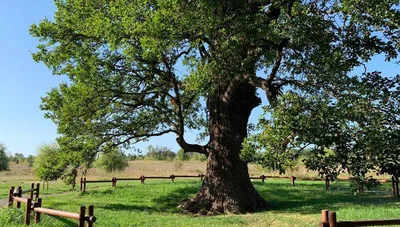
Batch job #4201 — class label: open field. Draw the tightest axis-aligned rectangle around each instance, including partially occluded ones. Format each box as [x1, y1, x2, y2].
[0, 161, 399, 226]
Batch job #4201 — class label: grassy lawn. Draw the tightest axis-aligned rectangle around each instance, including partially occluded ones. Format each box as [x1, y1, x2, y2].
[0, 178, 399, 227]
[0, 161, 398, 226]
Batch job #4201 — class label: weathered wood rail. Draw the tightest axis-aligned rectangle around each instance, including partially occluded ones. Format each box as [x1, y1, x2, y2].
[80, 174, 398, 197]
[8, 185, 96, 226]
[319, 210, 400, 227]
[80, 173, 206, 192]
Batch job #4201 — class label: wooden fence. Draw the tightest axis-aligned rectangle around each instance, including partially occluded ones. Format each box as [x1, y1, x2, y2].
[8, 185, 96, 226]
[79, 174, 399, 197]
[80, 174, 205, 192]
[319, 210, 400, 227]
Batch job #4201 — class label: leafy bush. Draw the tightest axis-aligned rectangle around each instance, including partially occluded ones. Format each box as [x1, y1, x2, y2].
[175, 149, 190, 161]
[33, 143, 66, 183]
[189, 153, 207, 162]
[94, 149, 128, 172]
[0, 143, 10, 171]
[145, 145, 176, 161]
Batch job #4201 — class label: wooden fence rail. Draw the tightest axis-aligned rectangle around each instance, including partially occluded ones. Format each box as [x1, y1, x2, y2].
[319, 210, 400, 227]
[80, 173, 206, 192]
[79, 174, 398, 197]
[8, 186, 96, 226]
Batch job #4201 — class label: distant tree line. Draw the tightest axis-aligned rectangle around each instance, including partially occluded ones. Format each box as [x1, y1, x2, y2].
[0, 143, 35, 171]
[0, 141, 206, 189]
[126, 145, 207, 162]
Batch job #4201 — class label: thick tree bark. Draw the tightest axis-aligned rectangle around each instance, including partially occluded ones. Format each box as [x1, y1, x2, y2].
[180, 81, 268, 215]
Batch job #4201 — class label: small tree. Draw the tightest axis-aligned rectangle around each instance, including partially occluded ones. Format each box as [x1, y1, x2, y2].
[145, 146, 176, 161]
[13, 153, 24, 164]
[176, 149, 190, 161]
[33, 143, 66, 189]
[0, 143, 10, 171]
[26, 155, 35, 169]
[94, 148, 129, 172]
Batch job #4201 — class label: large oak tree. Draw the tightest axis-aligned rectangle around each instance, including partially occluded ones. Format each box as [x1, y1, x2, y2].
[31, 0, 400, 214]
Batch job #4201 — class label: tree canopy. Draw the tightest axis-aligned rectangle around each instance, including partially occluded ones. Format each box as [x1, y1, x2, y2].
[31, 0, 400, 214]
[33, 143, 66, 183]
[0, 143, 10, 171]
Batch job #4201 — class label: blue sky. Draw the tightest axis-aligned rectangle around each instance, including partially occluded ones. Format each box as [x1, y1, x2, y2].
[0, 1, 200, 156]
[0, 2, 399, 157]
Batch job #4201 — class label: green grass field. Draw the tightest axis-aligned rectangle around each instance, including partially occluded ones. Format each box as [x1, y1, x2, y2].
[0, 161, 399, 226]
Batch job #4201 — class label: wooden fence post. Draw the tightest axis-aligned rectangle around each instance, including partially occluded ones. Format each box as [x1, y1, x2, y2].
[25, 198, 32, 225]
[329, 211, 337, 227]
[325, 177, 330, 190]
[80, 178, 83, 191]
[16, 186, 22, 209]
[200, 173, 204, 181]
[261, 175, 266, 183]
[111, 177, 115, 187]
[36, 183, 40, 200]
[30, 183, 35, 200]
[170, 174, 175, 182]
[83, 178, 86, 192]
[319, 209, 329, 227]
[79, 206, 85, 227]
[140, 175, 145, 184]
[87, 205, 94, 227]
[34, 198, 42, 223]
[8, 186, 14, 207]
[291, 176, 296, 187]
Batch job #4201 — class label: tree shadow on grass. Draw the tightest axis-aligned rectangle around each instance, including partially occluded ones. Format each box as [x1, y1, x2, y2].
[95, 179, 399, 216]
[45, 215, 78, 227]
[101, 183, 200, 214]
[254, 181, 399, 215]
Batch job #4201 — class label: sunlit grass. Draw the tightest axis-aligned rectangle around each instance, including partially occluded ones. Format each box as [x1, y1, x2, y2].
[0, 161, 398, 226]
[0, 179, 399, 226]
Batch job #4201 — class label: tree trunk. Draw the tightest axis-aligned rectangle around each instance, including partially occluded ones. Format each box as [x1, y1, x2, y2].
[180, 81, 268, 214]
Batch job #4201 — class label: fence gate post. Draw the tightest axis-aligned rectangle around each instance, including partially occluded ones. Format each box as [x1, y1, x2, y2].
[87, 205, 94, 227]
[16, 186, 22, 209]
[325, 177, 330, 190]
[319, 209, 329, 227]
[30, 183, 35, 200]
[291, 176, 296, 187]
[329, 211, 337, 227]
[261, 175, 266, 183]
[34, 198, 42, 223]
[83, 178, 86, 192]
[170, 175, 175, 182]
[36, 183, 40, 200]
[79, 206, 86, 227]
[25, 198, 32, 225]
[8, 186, 14, 207]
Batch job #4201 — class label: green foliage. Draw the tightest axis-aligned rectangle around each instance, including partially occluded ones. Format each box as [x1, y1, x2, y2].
[145, 145, 176, 161]
[26, 155, 35, 168]
[94, 148, 129, 172]
[247, 74, 400, 188]
[12, 153, 24, 164]
[175, 149, 190, 161]
[61, 165, 79, 188]
[188, 153, 207, 162]
[0, 208, 24, 226]
[33, 143, 66, 182]
[0, 143, 10, 171]
[30, 0, 400, 202]
[350, 176, 381, 194]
